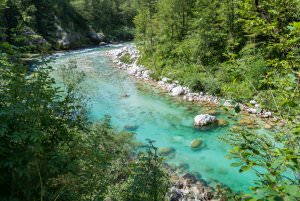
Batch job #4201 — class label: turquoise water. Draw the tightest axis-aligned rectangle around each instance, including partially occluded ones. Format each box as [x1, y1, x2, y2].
[48, 45, 257, 192]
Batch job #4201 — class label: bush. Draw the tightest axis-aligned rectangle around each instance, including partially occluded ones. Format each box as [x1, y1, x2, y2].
[185, 77, 206, 92]
[221, 81, 255, 101]
[120, 53, 134, 64]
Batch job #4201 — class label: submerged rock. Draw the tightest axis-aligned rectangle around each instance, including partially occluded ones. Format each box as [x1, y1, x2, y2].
[124, 124, 138, 131]
[120, 93, 130, 98]
[238, 118, 256, 126]
[230, 126, 243, 132]
[158, 147, 175, 156]
[264, 124, 273, 129]
[218, 119, 229, 127]
[247, 125, 257, 129]
[190, 139, 203, 149]
[177, 163, 190, 172]
[194, 114, 217, 127]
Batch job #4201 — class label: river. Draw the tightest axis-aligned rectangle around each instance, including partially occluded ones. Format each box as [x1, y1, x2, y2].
[47, 44, 259, 193]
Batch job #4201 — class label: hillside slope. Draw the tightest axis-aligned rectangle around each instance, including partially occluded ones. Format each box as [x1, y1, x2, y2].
[0, 0, 103, 51]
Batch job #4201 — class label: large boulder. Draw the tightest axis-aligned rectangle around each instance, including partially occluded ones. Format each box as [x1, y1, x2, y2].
[171, 86, 184, 96]
[194, 114, 217, 127]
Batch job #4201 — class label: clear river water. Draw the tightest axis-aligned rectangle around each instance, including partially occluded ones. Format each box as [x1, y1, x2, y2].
[47, 45, 261, 193]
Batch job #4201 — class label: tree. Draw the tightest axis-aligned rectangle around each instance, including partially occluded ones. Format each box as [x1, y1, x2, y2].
[104, 140, 170, 201]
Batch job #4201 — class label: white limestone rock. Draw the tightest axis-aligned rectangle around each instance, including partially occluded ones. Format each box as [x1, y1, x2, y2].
[194, 114, 217, 127]
[171, 86, 184, 96]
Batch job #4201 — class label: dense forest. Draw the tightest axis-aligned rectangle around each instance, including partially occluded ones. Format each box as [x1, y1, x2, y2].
[0, 0, 136, 50]
[1, 0, 300, 200]
[134, 0, 300, 117]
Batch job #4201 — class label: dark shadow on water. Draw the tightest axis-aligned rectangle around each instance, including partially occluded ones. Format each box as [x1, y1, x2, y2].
[194, 124, 219, 132]
[123, 124, 139, 131]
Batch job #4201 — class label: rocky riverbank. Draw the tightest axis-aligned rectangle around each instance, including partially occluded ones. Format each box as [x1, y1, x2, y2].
[167, 167, 232, 201]
[105, 45, 275, 121]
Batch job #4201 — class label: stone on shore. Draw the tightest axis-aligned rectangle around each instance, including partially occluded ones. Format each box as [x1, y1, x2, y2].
[223, 100, 233, 107]
[162, 77, 170, 83]
[194, 114, 217, 127]
[247, 108, 257, 114]
[171, 86, 184, 96]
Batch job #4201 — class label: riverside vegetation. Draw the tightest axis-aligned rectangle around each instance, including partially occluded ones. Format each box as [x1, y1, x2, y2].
[133, 1, 300, 199]
[0, 0, 300, 201]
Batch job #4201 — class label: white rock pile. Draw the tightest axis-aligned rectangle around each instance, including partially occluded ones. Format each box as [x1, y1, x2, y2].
[168, 172, 226, 201]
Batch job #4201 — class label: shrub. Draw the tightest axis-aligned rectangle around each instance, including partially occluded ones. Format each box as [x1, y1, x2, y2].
[120, 53, 134, 64]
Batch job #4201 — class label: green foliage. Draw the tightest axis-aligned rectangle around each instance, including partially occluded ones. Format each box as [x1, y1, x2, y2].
[134, 0, 300, 117]
[222, 122, 300, 200]
[0, 49, 169, 200]
[134, 0, 300, 199]
[105, 140, 170, 201]
[0, 0, 138, 52]
[120, 52, 134, 64]
[71, 0, 137, 40]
